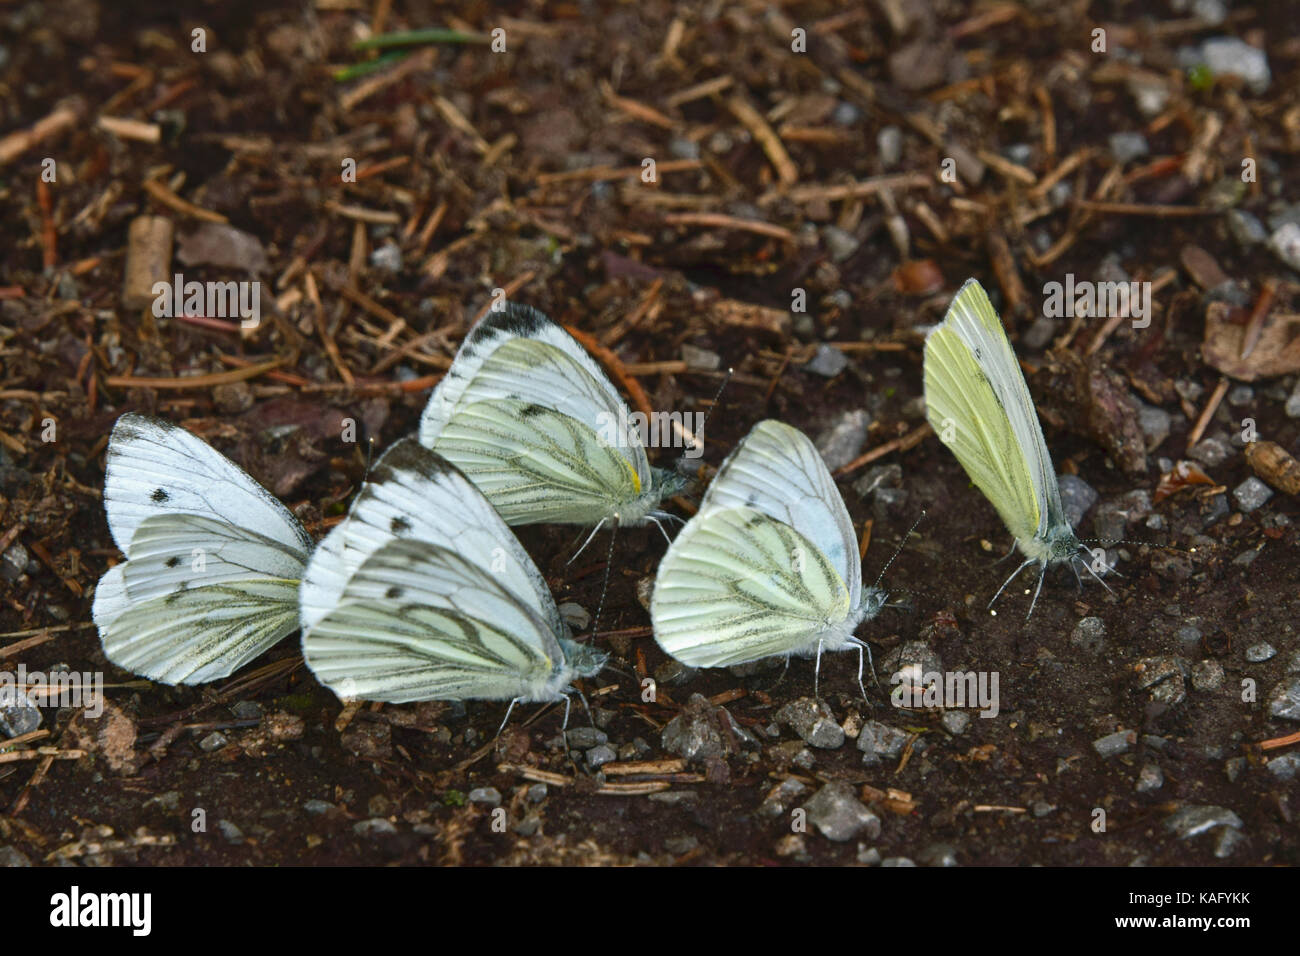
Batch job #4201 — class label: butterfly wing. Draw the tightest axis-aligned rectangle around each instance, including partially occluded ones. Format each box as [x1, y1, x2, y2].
[102, 413, 312, 556]
[923, 279, 1055, 546]
[418, 305, 652, 519]
[94, 514, 302, 683]
[303, 538, 563, 704]
[299, 438, 563, 636]
[699, 420, 861, 605]
[431, 400, 643, 525]
[652, 506, 854, 667]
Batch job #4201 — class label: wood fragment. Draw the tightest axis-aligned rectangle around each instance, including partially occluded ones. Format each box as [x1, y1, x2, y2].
[834, 423, 933, 477]
[122, 215, 174, 308]
[105, 357, 284, 389]
[1186, 378, 1230, 450]
[143, 179, 228, 223]
[97, 115, 161, 143]
[0, 98, 84, 166]
[727, 95, 798, 186]
[765, 172, 929, 205]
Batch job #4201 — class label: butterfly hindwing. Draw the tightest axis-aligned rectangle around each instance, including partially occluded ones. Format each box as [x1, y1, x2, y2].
[652, 506, 853, 667]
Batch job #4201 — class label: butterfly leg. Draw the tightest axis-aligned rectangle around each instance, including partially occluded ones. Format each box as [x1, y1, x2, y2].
[1078, 549, 1117, 593]
[1025, 565, 1049, 620]
[567, 517, 609, 565]
[495, 697, 522, 746]
[812, 637, 825, 700]
[989, 557, 1036, 612]
[645, 513, 673, 546]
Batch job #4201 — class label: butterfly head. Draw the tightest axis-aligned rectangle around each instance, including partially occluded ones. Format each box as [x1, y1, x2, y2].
[858, 586, 890, 623]
[557, 636, 610, 680]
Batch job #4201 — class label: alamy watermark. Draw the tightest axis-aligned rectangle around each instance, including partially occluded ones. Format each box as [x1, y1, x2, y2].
[595, 407, 704, 458]
[151, 273, 261, 329]
[1043, 273, 1151, 328]
[1, 665, 104, 718]
[891, 669, 1000, 718]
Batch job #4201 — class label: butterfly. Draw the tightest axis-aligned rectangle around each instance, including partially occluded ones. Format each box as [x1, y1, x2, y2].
[923, 278, 1107, 617]
[651, 420, 890, 697]
[299, 438, 608, 728]
[417, 304, 686, 544]
[92, 413, 313, 684]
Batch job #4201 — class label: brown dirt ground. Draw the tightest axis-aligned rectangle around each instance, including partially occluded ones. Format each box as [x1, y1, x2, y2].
[1, 0, 1298, 866]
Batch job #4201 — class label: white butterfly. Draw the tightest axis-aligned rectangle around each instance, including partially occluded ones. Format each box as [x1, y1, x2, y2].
[651, 420, 888, 696]
[418, 304, 686, 542]
[300, 438, 608, 722]
[92, 413, 312, 684]
[923, 278, 1106, 617]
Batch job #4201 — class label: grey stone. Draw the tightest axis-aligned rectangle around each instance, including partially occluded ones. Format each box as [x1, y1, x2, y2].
[230, 700, 261, 720]
[1093, 730, 1136, 757]
[353, 818, 397, 837]
[802, 782, 880, 842]
[1109, 132, 1149, 164]
[303, 799, 335, 816]
[1214, 827, 1245, 859]
[1127, 74, 1170, 117]
[1286, 380, 1300, 419]
[1227, 384, 1255, 406]
[1288, 650, 1300, 674]
[1137, 404, 1171, 452]
[1225, 757, 1246, 783]
[1191, 0, 1227, 25]
[0, 845, 32, 867]
[1200, 37, 1271, 93]
[858, 720, 910, 765]
[814, 409, 872, 471]
[512, 814, 541, 837]
[661, 693, 747, 765]
[776, 697, 845, 749]
[369, 242, 402, 273]
[1233, 477, 1273, 514]
[821, 226, 860, 264]
[198, 732, 229, 752]
[1164, 804, 1243, 840]
[918, 842, 958, 867]
[881, 856, 917, 867]
[1058, 474, 1099, 529]
[877, 126, 903, 167]
[758, 778, 807, 818]
[1270, 222, 1300, 271]
[1245, 641, 1276, 663]
[176, 222, 269, 272]
[832, 102, 861, 127]
[1227, 209, 1268, 248]
[857, 845, 882, 865]
[1176, 625, 1204, 651]
[1201, 492, 1230, 527]
[0, 695, 41, 738]
[1022, 315, 1057, 351]
[1267, 678, 1300, 720]
[881, 640, 942, 687]
[664, 835, 699, 855]
[852, 463, 902, 499]
[1267, 752, 1300, 781]
[1135, 764, 1164, 793]
[873, 487, 910, 522]
[1191, 660, 1225, 691]
[1136, 656, 1189, 706]
[467, 787, 502, 807]
[217, 819, 245, 844]
[563, 727, 607, 750]
[681, 343, 721, 371]
[941, 711, 970, 735]
[1188, 436, 1233, 466]
[803, 343, 849, 377]
[1071, 617, 1106, 654]
[586, 744, 617, 768]
[0, 542, 28, 581]
[527, 783, 548, 803]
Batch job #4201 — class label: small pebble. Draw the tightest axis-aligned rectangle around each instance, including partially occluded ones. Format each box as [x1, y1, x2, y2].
[1233, 477, 1273, 514]
[941, 711, 970, 735]
[1135, 764, 1164, 793]
[353, 818, 397, 837]
[467, 787, 502, 807]
[1245, 642, 1276, 663]
[1093, 730, 1136, 758]
[803, 343, 848, 377]
[1191, 660, 1225, 691]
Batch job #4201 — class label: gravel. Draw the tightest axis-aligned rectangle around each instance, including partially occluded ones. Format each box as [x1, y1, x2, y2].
[802, 782, 881, 842]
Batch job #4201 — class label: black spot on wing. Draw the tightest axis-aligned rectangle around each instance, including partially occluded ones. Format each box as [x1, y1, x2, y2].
[385, 585, 403, 599]
[165, 556, 181, 568]
[469, 303, 555, 347]
[520, 403, 547, 419]
[151, 488, 170, 503]
[390, 516, 411, 535]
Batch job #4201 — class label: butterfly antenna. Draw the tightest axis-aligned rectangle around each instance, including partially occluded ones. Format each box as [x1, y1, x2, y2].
[871, 510, 926, 590]
[676, 367, 734, 464]
[589, 515, 619, 643]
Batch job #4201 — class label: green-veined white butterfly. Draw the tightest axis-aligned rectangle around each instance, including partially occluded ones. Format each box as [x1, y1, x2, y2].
[418, 304, 687, 542]
[92, 413, 312, 684]
[923, 278, 1108, 617]
[300, 438, 608, 727]
[651, 420, 890, 697]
